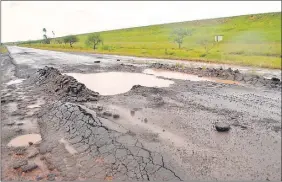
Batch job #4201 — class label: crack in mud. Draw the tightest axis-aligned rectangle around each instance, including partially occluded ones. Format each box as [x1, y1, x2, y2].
[37, 101, 182, 180]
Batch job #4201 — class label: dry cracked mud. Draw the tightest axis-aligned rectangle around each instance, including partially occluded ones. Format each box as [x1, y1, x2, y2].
[1, 46, 281, 181]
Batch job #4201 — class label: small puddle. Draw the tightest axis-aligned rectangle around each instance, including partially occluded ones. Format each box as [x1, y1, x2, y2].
[144, 69, 240, 85]
[64, 72, 174, 95]
[107, 105, 186, 147]
[59, 138, 77, 154]
[27, 98, 45, 109]
[144, 69, 210, 81]
[6, 79, 25, 85]
[7, 134, 42, 147]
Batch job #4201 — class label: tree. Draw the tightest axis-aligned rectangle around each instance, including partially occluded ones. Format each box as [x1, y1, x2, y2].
[170, 28, 193, 49]
[63, 35, 78, 47]
[85, 33, 103, 50]
[52, 31, 55, 38]
[56, 39, 63, 44]
[197, 37, 217, 55]
[42, 28, 50, 44]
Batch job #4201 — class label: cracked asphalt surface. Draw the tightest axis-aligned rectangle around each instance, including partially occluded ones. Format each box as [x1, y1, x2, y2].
[1, 46, 281, 181]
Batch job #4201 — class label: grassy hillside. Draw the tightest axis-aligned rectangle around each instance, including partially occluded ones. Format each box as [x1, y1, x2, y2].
[21, 12, 281, 69]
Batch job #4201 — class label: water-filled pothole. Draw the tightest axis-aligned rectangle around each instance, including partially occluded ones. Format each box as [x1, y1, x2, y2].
[144, 69, 240, 85]
[65, 72, 174, 95]
[144, 69, 210, 81]
[7, 134, 42, 147]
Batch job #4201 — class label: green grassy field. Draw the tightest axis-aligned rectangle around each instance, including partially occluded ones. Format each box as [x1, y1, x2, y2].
[20, 12, 281, 69]
[0, 45, 8, 54]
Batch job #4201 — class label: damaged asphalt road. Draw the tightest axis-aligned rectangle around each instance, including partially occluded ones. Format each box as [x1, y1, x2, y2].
[1, 46, 281, 181]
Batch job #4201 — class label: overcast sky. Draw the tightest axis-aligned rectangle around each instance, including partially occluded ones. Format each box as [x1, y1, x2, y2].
[1, 1, 281, 43]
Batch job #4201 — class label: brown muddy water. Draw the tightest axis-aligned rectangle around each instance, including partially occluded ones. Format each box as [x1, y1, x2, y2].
[144, 69, 240, 85]
[7, 134, 42, 147]
[65, 72, 174, 95]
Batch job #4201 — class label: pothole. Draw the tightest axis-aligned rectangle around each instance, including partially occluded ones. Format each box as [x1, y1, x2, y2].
[144, 69, 210, 81]
[144, 69, 240, 84]
[64, 72, 174, 95]
[7, 134, 42, 147]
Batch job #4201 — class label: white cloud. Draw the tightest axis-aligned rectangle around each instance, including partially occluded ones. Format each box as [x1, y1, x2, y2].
[1, 1, 281, 42]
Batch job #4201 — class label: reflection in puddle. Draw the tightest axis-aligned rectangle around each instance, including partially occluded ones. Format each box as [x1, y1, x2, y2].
[144, 69, 240, 85]
[107, 105, 186, 147]
[7, 134, 42, 147]
[6, 79, 25, 85]
[65, 72, 174, 95]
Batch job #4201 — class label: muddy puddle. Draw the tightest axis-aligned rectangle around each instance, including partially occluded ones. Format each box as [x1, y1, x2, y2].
[144, 69, 240, 85]
[144, 69, 210, 81]
[105, 105, 187, 147]
[27, 98, 45, 109]
[59, 138, 77, 155]
[65, 72, 174, 95]
[7, 134, 42, 147]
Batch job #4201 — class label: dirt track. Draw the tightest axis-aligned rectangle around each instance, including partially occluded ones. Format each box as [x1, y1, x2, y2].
[1, 46, 281, 181]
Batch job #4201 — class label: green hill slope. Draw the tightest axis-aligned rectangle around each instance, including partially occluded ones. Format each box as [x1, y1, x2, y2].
[21, 12, 281, 69]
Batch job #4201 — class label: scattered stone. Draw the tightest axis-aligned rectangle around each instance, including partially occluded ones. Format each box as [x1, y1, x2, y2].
[117, 59, 120, 61]
[240, 126, 247, 130]
[6, 122, 15, 126]
[130, 110, 135, 116]
[36, 175, 43, 181]
[271, 77, 280, 82]
[47, 173, 56, 181]
[94, 61, 100, 63]
[15, 129, 23, 133]
[19, 117, 25, 120]
[21, 163, 38, 172]
[17, 123, 24, 126]
[163, 129, 165, 132]
[12, 160, 28, 169]
[29, 142, 33, 146]
[27, 148, 39, 158]
[14, 147, 26, 155]
[103, 111, 112, 117]
[11, 111, 22, 116]
[272, 125, 281, 132]
[40, 156, 45, 160]
[215, 122, 231, 132]
[113, 114, 120, 119]
[227, 68, 232, 72]
[144, 118, 148, 123]
[97, 106, 103, 111]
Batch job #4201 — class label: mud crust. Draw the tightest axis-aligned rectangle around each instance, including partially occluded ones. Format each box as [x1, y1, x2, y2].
[150, 63, 281, 89]
[30, 66, 99, 102]
[37, 101, 182, 181]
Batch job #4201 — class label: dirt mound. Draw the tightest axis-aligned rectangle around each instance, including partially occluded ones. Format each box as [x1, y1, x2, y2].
[31, 66, 99, 102]
[150, 63, 281, 89]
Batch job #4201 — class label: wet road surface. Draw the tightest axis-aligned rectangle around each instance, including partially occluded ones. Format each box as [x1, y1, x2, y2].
[1, 46, 281, 181]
